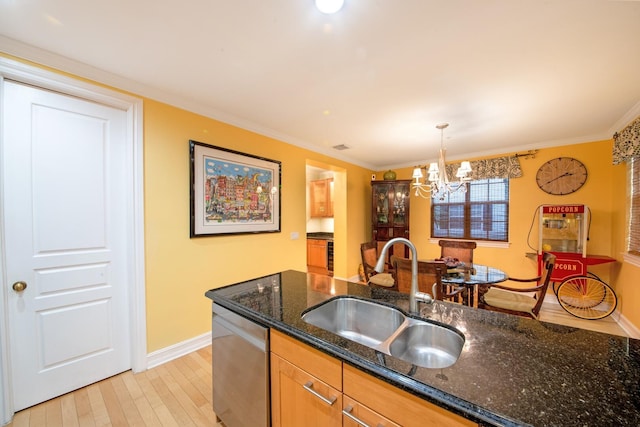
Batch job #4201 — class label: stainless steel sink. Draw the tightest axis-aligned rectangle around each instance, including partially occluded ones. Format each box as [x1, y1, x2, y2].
[301, 296, 465, 369]
[301, 297, 405, 348]
[388, 321, 464, 369]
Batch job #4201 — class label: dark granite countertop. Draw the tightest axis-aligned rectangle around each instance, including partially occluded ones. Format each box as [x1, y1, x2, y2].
[306, 232, 334, 240]
[205, 270, 640, 427]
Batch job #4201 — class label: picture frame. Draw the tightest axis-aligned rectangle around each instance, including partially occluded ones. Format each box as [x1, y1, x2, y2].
[190, 140, 281, 237]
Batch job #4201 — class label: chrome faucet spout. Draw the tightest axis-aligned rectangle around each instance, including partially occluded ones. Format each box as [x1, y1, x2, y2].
[374, 237, 433, 313]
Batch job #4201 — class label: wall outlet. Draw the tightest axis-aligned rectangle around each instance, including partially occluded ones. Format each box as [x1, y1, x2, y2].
[290, 231, 299, 240]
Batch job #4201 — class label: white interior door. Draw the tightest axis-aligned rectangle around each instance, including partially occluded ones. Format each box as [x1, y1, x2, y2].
[3, 80, 131, 410]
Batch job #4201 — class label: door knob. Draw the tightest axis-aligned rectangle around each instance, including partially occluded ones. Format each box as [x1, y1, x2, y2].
[12, 281, 27, 292]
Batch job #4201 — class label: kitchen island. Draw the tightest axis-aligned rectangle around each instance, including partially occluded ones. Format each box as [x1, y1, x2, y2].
[205, 270, 640, 426]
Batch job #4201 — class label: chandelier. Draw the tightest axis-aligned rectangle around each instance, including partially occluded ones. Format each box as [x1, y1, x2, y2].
[412, 123, 472, 200]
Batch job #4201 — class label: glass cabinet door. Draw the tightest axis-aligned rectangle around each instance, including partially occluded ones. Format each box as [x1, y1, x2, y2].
[391, 182, 409, 227]
[374, 183, 390, 225]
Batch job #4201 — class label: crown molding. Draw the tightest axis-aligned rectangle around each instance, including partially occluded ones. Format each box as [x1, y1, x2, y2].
[0, 36, 376, 170]
[3, 34, 638, 172]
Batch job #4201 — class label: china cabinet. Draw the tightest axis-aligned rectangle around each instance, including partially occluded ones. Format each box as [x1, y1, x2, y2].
[371, 180, 411, 259]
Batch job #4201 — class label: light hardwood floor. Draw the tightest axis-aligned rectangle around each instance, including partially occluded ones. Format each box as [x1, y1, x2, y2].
[5, 347, 219, 427]
[5, 300, 630, 427]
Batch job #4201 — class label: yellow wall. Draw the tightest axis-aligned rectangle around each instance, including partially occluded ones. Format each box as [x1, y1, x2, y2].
[144, 101, 373, 351]
[381, 139, 640, 329]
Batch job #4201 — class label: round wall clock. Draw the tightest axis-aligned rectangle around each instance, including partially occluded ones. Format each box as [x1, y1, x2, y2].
[535, 157, 588, 195]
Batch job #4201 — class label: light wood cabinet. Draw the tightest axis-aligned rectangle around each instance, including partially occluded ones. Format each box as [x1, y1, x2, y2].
[271, 355, 342, 427]
[310, 178, 334, 217]
[271, 329, 477, 427]
[343, 364, 476, 427]
[271, 330, 342, 427]
[307, 239, 329, 275]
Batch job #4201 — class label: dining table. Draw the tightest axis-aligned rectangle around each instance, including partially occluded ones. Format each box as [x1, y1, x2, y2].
[441, 264, 508, 307]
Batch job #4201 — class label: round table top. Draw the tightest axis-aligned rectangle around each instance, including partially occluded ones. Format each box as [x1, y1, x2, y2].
[441, 264, 507, 286]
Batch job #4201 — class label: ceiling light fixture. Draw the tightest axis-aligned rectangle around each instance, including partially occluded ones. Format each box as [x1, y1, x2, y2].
[412, 123, 472, 200]
[315, 0, 345, 14]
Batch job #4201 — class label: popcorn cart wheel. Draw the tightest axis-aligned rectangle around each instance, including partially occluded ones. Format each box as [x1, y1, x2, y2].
[548, 255, 618, 320]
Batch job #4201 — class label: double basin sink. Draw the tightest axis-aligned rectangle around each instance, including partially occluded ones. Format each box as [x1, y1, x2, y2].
[301, 296, 465, 369]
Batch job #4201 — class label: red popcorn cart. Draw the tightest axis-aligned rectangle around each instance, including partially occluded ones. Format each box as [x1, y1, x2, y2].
[537, 204, 617, 320]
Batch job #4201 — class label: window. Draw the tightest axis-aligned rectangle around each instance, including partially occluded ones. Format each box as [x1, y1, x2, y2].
[431, 178, 509, 241]
[629, 157, 640, 255]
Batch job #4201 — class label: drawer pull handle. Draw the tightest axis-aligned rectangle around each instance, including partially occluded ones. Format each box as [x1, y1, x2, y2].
[342, 405, 372, 427]
[303, 381, 337, 406]
[343, 405, 385, 427]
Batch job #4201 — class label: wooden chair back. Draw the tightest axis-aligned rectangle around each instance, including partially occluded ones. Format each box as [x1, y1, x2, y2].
[438, 240, 476, 264]
[479, 253, 556, 319]
[391, 256, 448, 298]
[360, 241, 379, 282]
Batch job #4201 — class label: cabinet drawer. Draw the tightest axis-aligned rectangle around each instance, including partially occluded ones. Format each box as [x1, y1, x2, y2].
[271, 329, 342, 390]
[343, 364, 477, 427]
[343, 396, 400, 427]
[271, 354, 342, 427]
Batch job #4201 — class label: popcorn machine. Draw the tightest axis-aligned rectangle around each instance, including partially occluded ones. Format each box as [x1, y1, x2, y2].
[537, 204, 617, 320]
[538, 204, 587, 260]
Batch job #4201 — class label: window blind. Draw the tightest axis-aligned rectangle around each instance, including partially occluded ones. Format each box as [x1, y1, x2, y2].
[630, 157, 640, 255]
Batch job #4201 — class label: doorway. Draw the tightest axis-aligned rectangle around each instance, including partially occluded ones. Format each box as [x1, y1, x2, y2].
[306, 162, 346, 279]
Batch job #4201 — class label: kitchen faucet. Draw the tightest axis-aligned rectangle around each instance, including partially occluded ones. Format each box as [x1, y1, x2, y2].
[374, 237, 433, 313]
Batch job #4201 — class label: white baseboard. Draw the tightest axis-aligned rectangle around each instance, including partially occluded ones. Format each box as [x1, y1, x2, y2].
[618, 314, 640, 339]
[146, 332, 212, 369]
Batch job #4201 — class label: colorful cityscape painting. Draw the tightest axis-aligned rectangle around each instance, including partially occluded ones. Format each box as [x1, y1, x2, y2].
[203, 157, 276, 223]
[190, 140, 281, 236]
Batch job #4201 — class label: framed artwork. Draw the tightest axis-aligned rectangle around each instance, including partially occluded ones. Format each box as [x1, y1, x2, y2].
[190, 140, 281, 237]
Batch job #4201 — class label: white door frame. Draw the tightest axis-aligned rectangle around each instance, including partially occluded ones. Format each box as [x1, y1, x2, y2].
[0, 56, 146, 424]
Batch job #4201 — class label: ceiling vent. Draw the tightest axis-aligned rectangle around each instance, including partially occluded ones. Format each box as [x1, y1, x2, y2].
[332, 144, 350, 151]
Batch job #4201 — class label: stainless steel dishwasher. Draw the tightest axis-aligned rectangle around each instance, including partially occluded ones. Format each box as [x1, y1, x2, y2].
[212, 303, 270, 427]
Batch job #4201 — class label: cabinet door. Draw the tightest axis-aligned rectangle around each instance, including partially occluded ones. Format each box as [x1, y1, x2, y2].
[310, 179, 333, 217]
[372, 182, 391, 226]
[307, 239, 328, 275]
[390, 181, 410, 227]
[271, 353, 342, 427]
[343, 396, 400, 427]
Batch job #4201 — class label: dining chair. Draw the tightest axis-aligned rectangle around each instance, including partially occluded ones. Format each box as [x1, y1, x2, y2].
[360, 241, 396, 289]
[438, 240, 477, 265]
[477, 253, 556, 319]
[390, 256, 461, 301]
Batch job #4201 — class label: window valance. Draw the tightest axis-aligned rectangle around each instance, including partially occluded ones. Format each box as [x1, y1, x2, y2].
[613, 115, 640, 165]
[445, 155, 523, 180]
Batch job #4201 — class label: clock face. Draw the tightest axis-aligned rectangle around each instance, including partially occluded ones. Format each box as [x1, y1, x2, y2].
[536, 157, 588, 195]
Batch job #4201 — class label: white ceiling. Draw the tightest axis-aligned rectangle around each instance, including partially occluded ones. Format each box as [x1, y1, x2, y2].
[1, 0, 639, 170]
